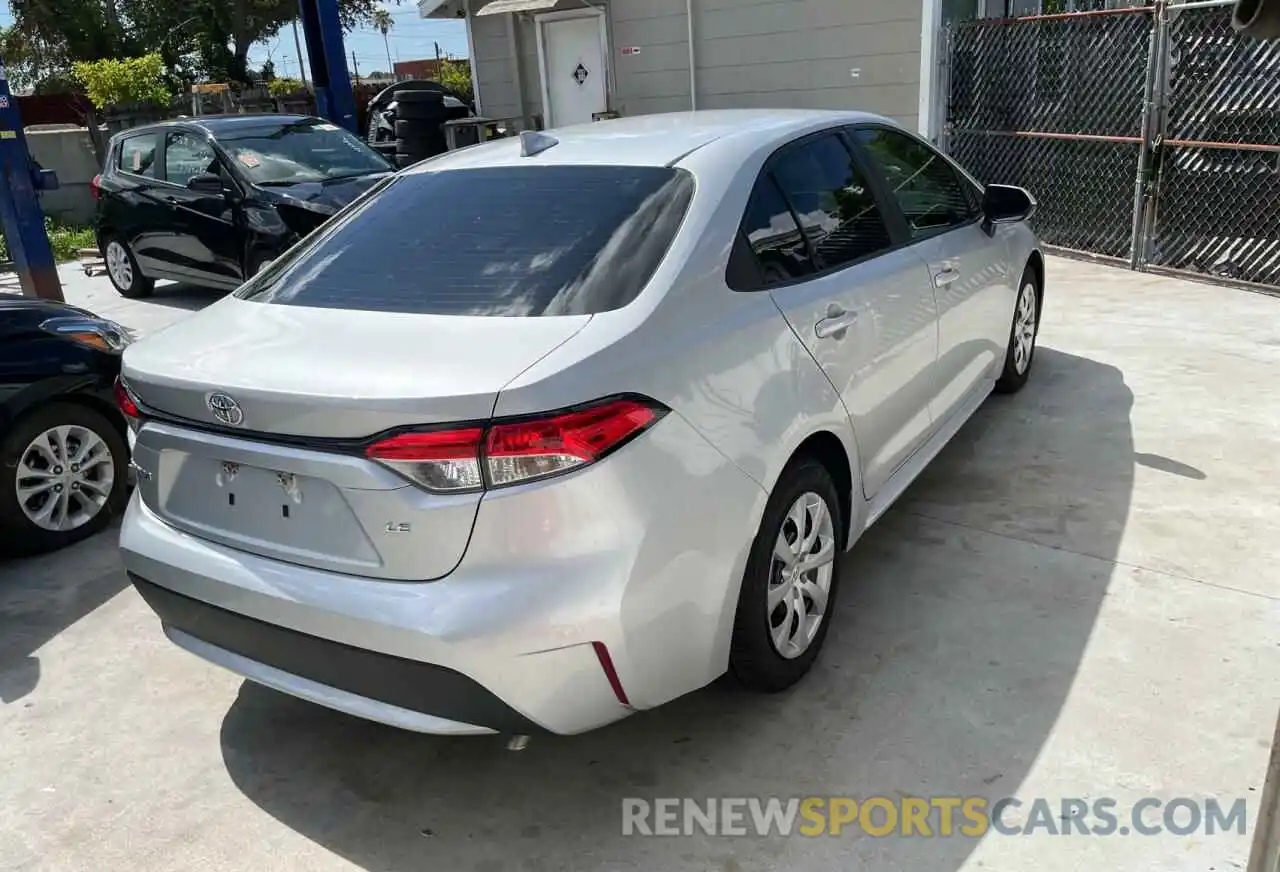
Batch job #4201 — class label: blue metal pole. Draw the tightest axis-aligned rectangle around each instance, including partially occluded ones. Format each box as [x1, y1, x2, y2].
[0, 57, 62, 300]
[298, 0, 359, 134]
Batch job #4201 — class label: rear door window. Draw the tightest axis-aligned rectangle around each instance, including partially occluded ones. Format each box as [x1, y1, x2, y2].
[118, 133, 160, 179]
[770, 134, 894, 271]
[738, 176, 815, 286]
[239, 165, 695, 316]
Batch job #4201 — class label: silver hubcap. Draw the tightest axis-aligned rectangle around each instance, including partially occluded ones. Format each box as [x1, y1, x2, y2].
[768, 492, 837, 659]
[106, 241, 133, 289]
[16, 425, 116, 533]
[1013, 282, 1037, 375]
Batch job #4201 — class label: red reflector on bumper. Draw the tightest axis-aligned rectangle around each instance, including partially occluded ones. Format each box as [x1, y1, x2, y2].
[592, 641, 631, 707]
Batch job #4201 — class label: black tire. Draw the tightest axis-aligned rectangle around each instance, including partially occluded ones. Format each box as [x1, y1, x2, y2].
[394, 118, 439, 138]
[396, 136, 445, 157]
[0, 402, 129, 557]
[102, 236, 154, 299]
[394, 89, 445, 104]
[730, 457, 845, 692]
[994, 264, 1042, 394]
[395, 102, 450, 122]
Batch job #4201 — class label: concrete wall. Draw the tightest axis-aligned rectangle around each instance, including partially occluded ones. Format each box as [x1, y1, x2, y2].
[467, 0, 924, 131]
[26, 126, 100, 227]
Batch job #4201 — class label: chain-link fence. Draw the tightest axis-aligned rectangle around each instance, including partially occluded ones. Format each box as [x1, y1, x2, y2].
[948, 6, 1155, 259]
[946, 0, 1280, 292]
[1145, 3, 1280, 286]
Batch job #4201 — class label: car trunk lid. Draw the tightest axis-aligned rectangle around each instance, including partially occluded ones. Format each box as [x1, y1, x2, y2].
[123, 297, 590, 580]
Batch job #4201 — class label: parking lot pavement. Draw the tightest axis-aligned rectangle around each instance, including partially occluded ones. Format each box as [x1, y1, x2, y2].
[2, 258, 1279, 872]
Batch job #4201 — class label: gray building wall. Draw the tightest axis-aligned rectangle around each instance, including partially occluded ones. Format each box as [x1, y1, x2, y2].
[469, 8, 546, 121]
[466, 0, 923, 130]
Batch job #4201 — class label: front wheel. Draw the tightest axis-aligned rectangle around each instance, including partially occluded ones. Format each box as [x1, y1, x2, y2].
[995, 265, 1041, 394]
[730, 458, 844, 692]
[0, 403, 129, 556]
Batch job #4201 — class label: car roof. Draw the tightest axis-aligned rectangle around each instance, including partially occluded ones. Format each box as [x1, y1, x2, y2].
[110, 114, 319, 140]
[407, 109, 889, 171]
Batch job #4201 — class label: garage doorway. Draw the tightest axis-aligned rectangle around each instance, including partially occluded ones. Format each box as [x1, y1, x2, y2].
[535, 9, 608, 128]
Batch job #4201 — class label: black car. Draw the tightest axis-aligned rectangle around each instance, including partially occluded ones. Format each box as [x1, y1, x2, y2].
[0, 299, 131, 555]
[93, 114, 394, 298]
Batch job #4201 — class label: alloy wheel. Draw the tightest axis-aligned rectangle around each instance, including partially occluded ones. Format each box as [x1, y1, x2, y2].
[15, 424, 116, 532]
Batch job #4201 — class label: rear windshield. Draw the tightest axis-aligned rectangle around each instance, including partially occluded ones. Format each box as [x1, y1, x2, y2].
[238, 165, 695, 316]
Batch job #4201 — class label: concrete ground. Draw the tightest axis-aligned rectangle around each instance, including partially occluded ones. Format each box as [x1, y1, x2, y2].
[1, 258, 1278, 872]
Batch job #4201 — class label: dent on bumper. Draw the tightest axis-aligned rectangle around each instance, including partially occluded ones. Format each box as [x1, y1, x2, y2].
[119, 410, 767, 734]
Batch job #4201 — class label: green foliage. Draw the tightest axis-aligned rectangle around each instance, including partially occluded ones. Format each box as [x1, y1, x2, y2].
[73, 54, 171, 108]
[6, 0, 395, 92]
[438, 58, 473, 101]
[0, 219, 96, 265]
[267, 77, 307, 97]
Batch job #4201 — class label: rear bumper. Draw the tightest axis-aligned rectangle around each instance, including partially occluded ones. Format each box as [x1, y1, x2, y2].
[119, 411, 768, 736]
[130, 576, 537, 735]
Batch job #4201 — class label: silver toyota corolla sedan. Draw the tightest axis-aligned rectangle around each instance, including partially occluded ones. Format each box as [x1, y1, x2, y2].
[117, 109, 1042, 737]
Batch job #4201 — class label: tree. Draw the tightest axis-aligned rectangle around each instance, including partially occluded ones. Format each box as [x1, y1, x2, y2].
[373, 7, 394, 79]
[3, 0, 394, 91]
[73, 54, 172, 107]
[438, 57, 472, 101]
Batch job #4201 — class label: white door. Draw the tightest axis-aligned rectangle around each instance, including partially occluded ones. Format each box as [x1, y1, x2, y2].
[540, 13, 607, 128]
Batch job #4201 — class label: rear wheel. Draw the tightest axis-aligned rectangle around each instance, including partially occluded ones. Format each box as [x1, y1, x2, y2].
[103, 237, 154, 299]
[730, 458, 844, 691]
[0, 403, 129, 556]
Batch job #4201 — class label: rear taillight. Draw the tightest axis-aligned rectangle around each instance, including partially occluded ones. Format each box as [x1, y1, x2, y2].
[366, 427, 484, 492]
[113, 376, 140, 419]
[364, 396, 665, 493]
[90, 174, 102, 201]
[484, 398, 659, 487]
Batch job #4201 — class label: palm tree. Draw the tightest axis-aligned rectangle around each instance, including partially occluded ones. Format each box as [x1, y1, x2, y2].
[373, 9, 395, 79]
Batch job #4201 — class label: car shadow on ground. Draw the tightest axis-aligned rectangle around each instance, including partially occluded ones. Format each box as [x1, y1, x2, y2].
[217, 347, 1134, 872]
[0, 522, 127, 703]
[141, 282, 228, 312]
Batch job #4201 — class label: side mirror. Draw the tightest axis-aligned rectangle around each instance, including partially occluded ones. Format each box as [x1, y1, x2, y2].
[187, 173, 226, 195]
[982, 184, 1037, 227]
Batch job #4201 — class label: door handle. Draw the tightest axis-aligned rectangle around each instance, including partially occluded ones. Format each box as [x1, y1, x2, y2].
[815, 305, 859, 339]
[934, 266, 960, 287]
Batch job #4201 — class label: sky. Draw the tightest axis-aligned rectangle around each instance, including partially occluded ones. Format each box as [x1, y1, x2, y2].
[0, 2, 471, 80]
[249, 4, 471, 79]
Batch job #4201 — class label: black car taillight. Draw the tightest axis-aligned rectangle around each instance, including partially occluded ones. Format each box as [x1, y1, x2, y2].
[365, 396, 667, 493]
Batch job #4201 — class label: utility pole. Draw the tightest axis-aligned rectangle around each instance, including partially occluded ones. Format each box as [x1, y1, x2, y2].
[292, 17, 308, 84]
[351, 50, 360, 86]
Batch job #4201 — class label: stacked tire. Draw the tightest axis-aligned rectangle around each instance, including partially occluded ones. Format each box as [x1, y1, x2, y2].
[393, 90, 450, 169]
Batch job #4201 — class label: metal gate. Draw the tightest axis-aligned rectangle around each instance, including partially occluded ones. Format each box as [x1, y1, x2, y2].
[946, 0, 1280, 292]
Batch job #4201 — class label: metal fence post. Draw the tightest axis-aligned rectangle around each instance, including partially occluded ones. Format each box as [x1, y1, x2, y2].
[1130, 3, 1164, 269]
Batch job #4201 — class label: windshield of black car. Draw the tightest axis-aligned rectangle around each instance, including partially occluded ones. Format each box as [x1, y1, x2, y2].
[237, 165, 696, 316]
[219, 120, 391, 184]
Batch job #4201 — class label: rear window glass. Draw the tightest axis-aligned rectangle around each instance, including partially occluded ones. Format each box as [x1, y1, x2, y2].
[239, 165, 695, 316]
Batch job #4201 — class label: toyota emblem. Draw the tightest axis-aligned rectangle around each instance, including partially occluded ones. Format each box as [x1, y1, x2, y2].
[206, 392, 244, 427]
